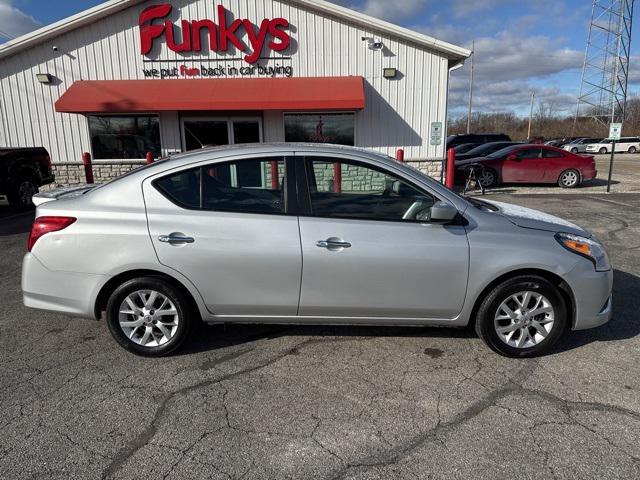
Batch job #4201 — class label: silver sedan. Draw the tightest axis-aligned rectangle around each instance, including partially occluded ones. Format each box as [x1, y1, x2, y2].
[22, 144, 613, 357]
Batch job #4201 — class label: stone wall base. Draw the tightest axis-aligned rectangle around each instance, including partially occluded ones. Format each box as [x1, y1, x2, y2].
[47, 159, 444, 188]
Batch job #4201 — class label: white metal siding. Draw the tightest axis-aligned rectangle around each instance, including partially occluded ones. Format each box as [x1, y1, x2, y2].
[0, 0, 451, 162]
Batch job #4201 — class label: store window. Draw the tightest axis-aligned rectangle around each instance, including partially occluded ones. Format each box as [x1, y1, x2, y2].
[284, 113, 355, 146]
[89, 115, 161, 160]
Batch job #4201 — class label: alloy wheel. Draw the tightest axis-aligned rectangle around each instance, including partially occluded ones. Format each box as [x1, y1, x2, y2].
[478, 170, 495, 187]
[494, 291, 555, 349]
[118, 290, 179, 347]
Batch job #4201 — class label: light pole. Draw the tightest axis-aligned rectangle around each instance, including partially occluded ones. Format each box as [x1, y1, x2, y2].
[527, 91, 535, 142]
[466, 40, 474, 134]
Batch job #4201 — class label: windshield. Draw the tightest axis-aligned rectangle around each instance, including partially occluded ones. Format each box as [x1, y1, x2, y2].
[487, 145, 520, 158]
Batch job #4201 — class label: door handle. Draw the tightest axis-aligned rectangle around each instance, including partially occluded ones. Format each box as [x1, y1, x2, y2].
[316, 238, 351, 249]
[158, 234, 195, 245]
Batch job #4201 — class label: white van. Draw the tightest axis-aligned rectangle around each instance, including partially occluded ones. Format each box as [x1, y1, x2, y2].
[586, 137, 640, 154]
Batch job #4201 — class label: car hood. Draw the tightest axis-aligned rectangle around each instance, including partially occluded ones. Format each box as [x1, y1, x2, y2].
[482, 199, 590, 237]
[456, 156, 491, 167]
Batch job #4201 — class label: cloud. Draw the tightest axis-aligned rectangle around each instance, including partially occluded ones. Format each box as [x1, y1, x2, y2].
[0, 0, 41, 41]
[329, 0, 427, 24]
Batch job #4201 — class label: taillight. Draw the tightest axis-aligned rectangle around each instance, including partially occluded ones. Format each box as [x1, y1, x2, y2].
[27, 216, 76, 252]
[37, 154, 52, 171]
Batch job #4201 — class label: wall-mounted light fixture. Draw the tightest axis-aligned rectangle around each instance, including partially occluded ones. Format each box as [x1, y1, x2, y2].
[383, 68, 398, 79]
[362, 36, 384, 50]
[36, 73, 54, 84]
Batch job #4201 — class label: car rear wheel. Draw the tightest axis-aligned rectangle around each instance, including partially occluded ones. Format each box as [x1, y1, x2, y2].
[558, 169, 580, 188]
[105, 277, 193, 356]
[475, 275, 568, 357]
[599, 147, 608, 154]
[628, 146, 637, 154]
[477, 168, 498, 188]
[8, 176, 38, 209]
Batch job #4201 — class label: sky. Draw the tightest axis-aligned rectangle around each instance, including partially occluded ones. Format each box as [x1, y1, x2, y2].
[1, 0, 638, 118]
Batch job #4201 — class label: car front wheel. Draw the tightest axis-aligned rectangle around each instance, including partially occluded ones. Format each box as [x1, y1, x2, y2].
[475, 275, 568, 357]
[599, 147, 608, 154]
[570, 147, 578, 153]
[105, 277, 194, 356]
[628, 146, 637, 154]
[558, 169, 580, 188]
[477, 168, 498, 188]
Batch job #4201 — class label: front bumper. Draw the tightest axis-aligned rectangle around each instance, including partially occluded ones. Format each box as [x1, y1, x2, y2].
[22, 253, 105, 318]
[565, 261, 614, 330]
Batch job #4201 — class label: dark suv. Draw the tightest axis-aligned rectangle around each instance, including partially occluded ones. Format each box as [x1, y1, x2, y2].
[0, 147, 55, 208]
[446, 133, 511, 149]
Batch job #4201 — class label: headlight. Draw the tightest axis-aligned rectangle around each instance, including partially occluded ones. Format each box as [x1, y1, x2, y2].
[555, 232, 611, 271]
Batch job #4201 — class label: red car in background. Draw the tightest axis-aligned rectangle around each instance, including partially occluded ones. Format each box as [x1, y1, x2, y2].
[455, 144, 597, 188]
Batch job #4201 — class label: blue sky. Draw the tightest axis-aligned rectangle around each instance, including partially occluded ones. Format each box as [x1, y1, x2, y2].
[1, 0, 637, 117]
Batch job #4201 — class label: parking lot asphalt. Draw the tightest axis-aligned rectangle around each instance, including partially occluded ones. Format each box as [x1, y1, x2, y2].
[1, 193, 639, 480]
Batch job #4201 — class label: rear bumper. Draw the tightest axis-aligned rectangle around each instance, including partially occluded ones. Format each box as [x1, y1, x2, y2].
[21, 253, 105, 318]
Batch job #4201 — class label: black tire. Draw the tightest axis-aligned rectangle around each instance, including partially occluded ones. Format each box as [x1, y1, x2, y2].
[475, 275, 568, 358]
[599, 147, 608, 154]
[478, 168, 498, 188]
[558, 169, 580, 188]
[628, 146, 637, 154]
[570, 147, 578, 154]
[105, 277, 194, 357]
[7, 175, 39, 209]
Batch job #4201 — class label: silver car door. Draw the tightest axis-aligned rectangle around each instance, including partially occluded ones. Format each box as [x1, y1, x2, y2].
[143, 155, 302, 316]
[297, 156, 470, 320]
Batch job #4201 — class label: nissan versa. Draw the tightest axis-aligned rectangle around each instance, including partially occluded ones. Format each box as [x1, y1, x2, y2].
[21, 144, 612, 357]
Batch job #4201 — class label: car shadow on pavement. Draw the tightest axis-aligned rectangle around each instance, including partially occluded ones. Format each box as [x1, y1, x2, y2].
[182, 322, 473, 356]
[557, 269, 640, 353]
[0, 206, 34, 236]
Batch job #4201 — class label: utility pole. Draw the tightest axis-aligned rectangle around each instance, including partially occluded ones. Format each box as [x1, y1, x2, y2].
[466, 40, 474, 134]
[527, 91, 535, 142]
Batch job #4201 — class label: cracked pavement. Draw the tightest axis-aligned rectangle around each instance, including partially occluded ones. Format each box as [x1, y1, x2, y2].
[1, 193, 639, 480]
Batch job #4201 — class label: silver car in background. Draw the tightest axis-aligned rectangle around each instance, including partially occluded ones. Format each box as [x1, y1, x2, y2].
[562, 138, 603, 154]
[22, 144, 613, 357]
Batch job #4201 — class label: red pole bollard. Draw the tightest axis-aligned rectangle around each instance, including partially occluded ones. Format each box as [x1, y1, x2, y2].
[445, 147, 456, 189]
[145, 151, 154, 164]
[82, 152, 94, 184]
[333, 162, 342, 193]
[270, 160, 279, 189]
[396, 148, 405, 162]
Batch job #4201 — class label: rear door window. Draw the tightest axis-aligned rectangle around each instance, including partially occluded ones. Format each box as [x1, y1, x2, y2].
[154, 157, 286, 214]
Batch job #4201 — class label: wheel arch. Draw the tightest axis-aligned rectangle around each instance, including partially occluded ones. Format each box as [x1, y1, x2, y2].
[468, 268, 576, 330]
[94, 269, 203, 322]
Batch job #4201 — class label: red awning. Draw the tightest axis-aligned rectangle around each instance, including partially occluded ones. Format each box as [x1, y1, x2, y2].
[55, 77, 365, 113]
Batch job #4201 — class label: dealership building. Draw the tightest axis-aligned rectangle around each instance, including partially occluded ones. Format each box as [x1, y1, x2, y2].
[0, 0, 470, 184]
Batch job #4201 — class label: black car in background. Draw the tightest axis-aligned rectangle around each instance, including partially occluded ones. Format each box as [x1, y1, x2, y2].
[446, 133, 511, 149]
[0, 147, 55, 208]
[454, 141, 523, 162]
[453, 143, 484, 154]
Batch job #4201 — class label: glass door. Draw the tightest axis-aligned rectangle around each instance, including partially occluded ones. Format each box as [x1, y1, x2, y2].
[181, 117, 262, 151]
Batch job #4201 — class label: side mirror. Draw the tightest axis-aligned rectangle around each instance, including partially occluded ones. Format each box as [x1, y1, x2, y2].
[506, 153, 518, 161]
[430, 201, 458, 222]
